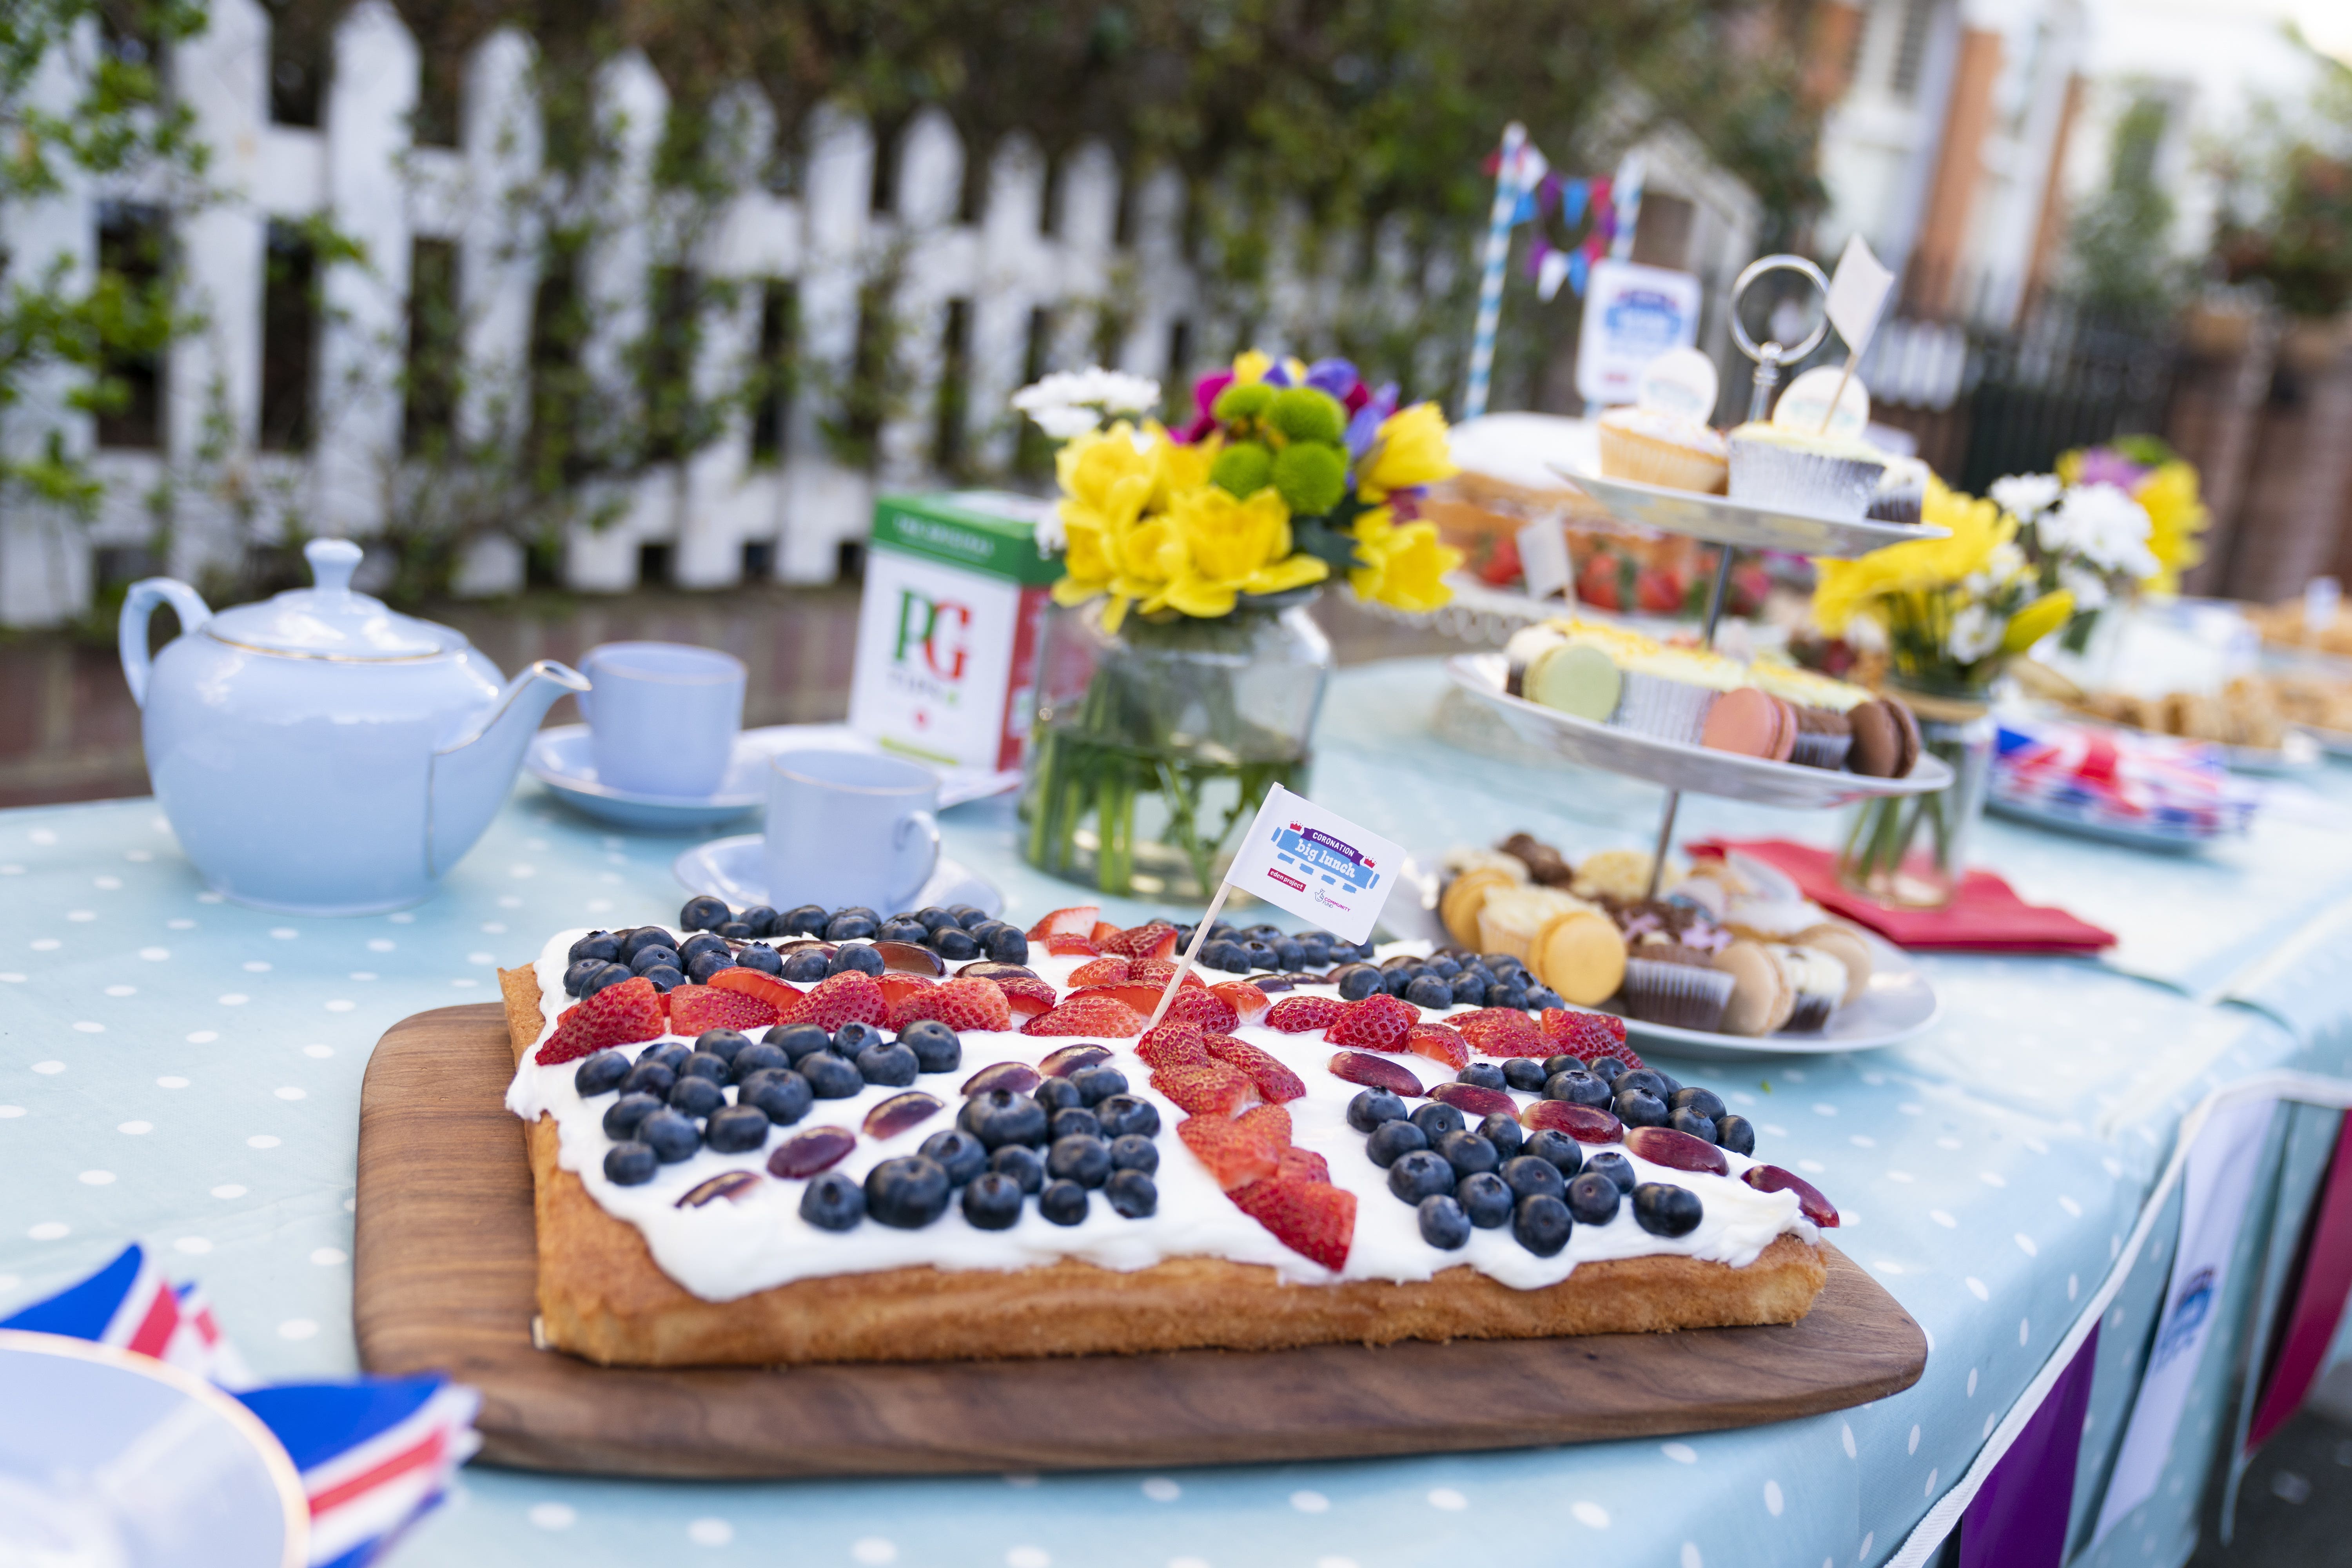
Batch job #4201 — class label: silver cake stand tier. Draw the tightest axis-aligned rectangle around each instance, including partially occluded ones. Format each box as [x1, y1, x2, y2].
[1546, 466, 1946, 556]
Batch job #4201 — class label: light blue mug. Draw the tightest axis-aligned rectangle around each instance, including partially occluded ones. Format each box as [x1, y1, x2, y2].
[579, 642, 746, 799]
[764, 749, 941, 913]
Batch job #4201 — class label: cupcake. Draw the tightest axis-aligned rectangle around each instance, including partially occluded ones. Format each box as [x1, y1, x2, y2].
[1613, 646, 1746, 746]
[1867, 454, 1930, 524]
[1440, 866, 1525, 949]
[1726, 423, 1887, 521]
[1618, 939, 1737, 1031]
[1572, 848, 1666, 904]
[1473, 884, 1597, 964]
[1793, 922, 1873, 1006]
[1597, 405, 1730, 494]
[1498, 832, 1576, 888]
[1746, 661, 1873, 769]
[1788, 706, 1853, 769]
[1775, 945, 1850, 1032]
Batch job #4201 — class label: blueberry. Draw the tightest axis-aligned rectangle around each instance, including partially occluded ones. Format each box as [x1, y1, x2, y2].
[1382, 967, 1422, 998]
[1616, 1068, 1671, 1098]
[1047, 1133, 1112, 1188]
[918, 1129, 988, 1184]
[1094, 1095, 1159, 1140]
[1457, 1171, 1515, 1229]
[1456, 1062, 1507, 1092]
[1069, 1065, 1128, 1105]
[679, 1051, 731, 1083]
[1038, 1180, 1089, 1225]
[958, 1089, 1048, 1149]
[730, 1041, 789, 1080]
[1634, 1183, 1704, 1237]
[911, 907, 956, 934]
[780, 948, 830, 983]
[738, 906, 781, 938]
[984, 926, 1029, 964]
[621, 927, 679, 960]
[826, 912, 878, 942]
[703, 1104, 770, 1153]
[865, 1155, 951, 1227]
[1501, 1154, 1568, 1203]
[644, 1042, 691, 1070]
[1423, 953, 1462, 980]
[1513, 1193, 1573, 1256]
[740, 1069, 813, 1125]
[962, 1171, 1025, 1229]
[1587, 1055, 1628, 1083]
[828, 943, 885, 977]
[855, 1042, 919, 1087]
[1419, 1194, 1472, 1249]
[628, 944, 682, 978]
[639, 964, 686, 993]
[777, 904, 826, 936]
[1200, 939, 1247, 973]
[1365, 1120, 1429, 1168]
[897, 1020, 962, 1074]
[950, 905, 990, 930]
[1716, 1115, 1757, 1157]
[668, 1075, 726, 1118]
[1105, 1169, 1158, 1218]
[1272, 937, 1306, 969]
[1613, 1088, 1670, 1129]
[1522, 1129, 1583, 1176]
[683, 951, 731, 984]
[1669, 1108, 1718, 1144]
[1586, 1150, 1636, 1192]
[603, 1091, 664, 1140]
[604, 1142, 657, 1185]
[1437, 1130, 1500, 1179]
[1479, 1112, 1525, 1160]
[621, 1060, 677, 1099]
[877, 916, 931, 945]
[638, 1109, 700, 1163]
[766, 1022, 832, 1062]
[1240, 940, 1280, 971]
[989, 1144, 1045, 1193]
[1542, 1053, 1586, 1078]
[680, 895, 732, 932]
[1243, 922, 1282, 943]
[1347, 1089, 1408, 1132]
[1034, 1077, 1084, 1112]
[1653, 1070, 1684, 1096]
[1409, 1102, 1466, 1141]
[1523, 986, 1563, 1011]
[1566, 1171, 1622, 1225]
[1481, 952, 1521, 976]
[1668, 1085, 1727, 1120]
[563, 957, 605, 997]
[726, 942, 778, 976]
[1332, 963, 1383, 1001]
[573, 1050, 630, 1097]
[1108, 1134, 1158, 1173]
[717, 922, 751, 943]
[1449, 973, 1489, 1007]
[578, 962, 635, 998]
[568, 931, 622, 965]
[832, 1022, 884, 1055]
[1387, 1149, 1455, 1203]
[932, 927, 980, 961]
[1049, 1106, 1103, 1142]
[1296, 934, 1332, 967]
[800, 1171, 864, 1230]
[800, 1052, 864, 1099]
[1490, 980, 1531, 1009]
[679, 930, 730, 963]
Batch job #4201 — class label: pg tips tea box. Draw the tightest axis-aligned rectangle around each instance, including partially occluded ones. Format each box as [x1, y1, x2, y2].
[848, 492, 1061, 774]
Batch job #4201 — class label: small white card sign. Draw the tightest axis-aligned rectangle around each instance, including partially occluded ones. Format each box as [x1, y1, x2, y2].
[1575, 259, 1703, 406]
[1824, 234, 1896, 353]
[1515, 517, 1573, 601]
[1225, 786, 1405, 946]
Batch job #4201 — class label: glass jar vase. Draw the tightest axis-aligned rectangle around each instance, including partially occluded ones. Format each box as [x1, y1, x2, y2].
[1836, 684, 1996, 910]
[1020, 593, 1333, 899]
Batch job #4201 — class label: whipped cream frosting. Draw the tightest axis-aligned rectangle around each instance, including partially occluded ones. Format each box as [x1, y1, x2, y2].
[506, 931, 1812, 1303]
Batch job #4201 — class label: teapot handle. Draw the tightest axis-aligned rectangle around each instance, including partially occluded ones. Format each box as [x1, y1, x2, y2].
[120, 578, 214, 708]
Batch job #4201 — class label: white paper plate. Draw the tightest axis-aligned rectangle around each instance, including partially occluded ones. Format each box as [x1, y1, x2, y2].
[1445, 653, 1956, 809]
[673, 834, 1004, 918]
[529, 723, 1021, 831]
[1550, 464, 1947, 559]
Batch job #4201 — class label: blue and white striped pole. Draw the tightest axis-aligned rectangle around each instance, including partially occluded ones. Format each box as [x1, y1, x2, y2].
[1460, 121, 1526, 423]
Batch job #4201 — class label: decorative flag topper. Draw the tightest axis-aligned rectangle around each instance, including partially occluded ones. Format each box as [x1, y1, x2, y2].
[1814, 234, 1897, 436]
[1147, 785, 1405, 1026]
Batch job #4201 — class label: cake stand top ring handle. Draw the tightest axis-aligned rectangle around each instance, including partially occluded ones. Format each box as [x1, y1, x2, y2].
[1728, 254, 1831, 421]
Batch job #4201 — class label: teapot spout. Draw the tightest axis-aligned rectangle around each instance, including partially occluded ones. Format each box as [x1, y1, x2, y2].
[428, 660, 591, 875]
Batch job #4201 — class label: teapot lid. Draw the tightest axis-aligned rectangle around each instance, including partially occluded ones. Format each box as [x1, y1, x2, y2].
[204, 541, 468, 660]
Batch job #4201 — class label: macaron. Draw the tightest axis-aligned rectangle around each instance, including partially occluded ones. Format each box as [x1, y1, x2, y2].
[1793, 921, 1873, 1007]
[1886, 698, 1922, 777]
[1440, 868, 1519, 949]
[1528, 910, 1629, 1007]
[1847, 700, 1901, 777]
[1712, 939, 1795, 1035]
[1524, 643, 1624, 722]
[1768, 695, 1798, 761]
[1701, 687, 1789, 759]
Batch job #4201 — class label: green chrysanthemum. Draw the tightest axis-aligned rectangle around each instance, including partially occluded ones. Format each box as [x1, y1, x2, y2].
[1268, 386, 1346, 447]
[1210, 441, 1275, 498]
[1272, 441, 1347, 516]
[1211, 382, 1276, 424]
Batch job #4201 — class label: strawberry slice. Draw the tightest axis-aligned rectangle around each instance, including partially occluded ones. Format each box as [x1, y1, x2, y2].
[876, 972, 936, 1009]
[1744, 1165, 1840, 1227]
[1158, 986, 1239, 1033]
[1519, 1099, 1624, 1143]
[1127, 958, 1205, 989]
[1176, 1113, 1281, 1188]
[1089, 920, 1124, 946]
[1328, 993, 1417, 1052]
[1209, 980, 1270, 1025]
[1139, 927, 1180, 962]
[1072, 982, 1169, 1016]
[1328, 1051, 1425, 1097]
[666, 983, 778, 1036]
[989, 974, 1058, 1018]
[537, 976, 665, 1064]
[1044, 933, 1101, 958]
[1152, 1061, 1256, 1117]
[1136, 1021, 1210, 1070]
[1026, 905, 1102, 940]
[1455, 1007, 1545, 1057]
[1265, 995, 1347, 1034]
[1276, 1147, 1331, 1184]
[1229, 1178, 1356, 1271]
[1100, 922, 1172, 957]
[1019, 994, 1148, 1037]
[806, 970, 887, 1032]
[1204, 1035, 1306, 1103]
[1067, 956, 1133, 987]
[1541, 1007, 1642, 1068]
[706, 967, 808, 1025]
[1428, 1082, 1515, 1120]
[890, 975, 1012, 1033]
[1236, 1102, 1293, 1148]
[1405, 1022, 1470, 1071]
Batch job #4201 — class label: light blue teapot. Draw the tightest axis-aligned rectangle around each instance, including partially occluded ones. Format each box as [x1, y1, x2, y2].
[120, 539, 590, 914]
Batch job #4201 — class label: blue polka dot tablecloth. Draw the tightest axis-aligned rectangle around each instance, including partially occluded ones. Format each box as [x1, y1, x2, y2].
[4, 656, 2351, 1568]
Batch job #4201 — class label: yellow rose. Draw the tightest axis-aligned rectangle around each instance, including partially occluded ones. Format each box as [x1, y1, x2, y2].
[1358, 403, 1458, 500]
[1349, 519, 1459, 612]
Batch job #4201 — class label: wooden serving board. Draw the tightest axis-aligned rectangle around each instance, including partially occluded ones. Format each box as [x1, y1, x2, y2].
[354, 1004, 1927, 1477]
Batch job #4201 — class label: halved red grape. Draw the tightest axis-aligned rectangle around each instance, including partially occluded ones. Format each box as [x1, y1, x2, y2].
[1328, 1051, 1425, 1097]
[874, 940, 946, 975]
[1519, 1099, 1624, 1143]
[863, 1091, 944, 1140]
[675, 1170, 762, 1207]
[1429, 1082, 1516, 1119]
[961, 1060, 1042, 1097]
[1039, 1043, 1113, 1078]
[959, 960, 1041, 982]
[1626, 1125, 1729, 1176]
[1744, 1164, 1839, 1227]
[767, 1125, 855, 1178]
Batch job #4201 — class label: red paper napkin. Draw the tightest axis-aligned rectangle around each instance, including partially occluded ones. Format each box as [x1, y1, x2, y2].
[1686, 838, 2117, 954]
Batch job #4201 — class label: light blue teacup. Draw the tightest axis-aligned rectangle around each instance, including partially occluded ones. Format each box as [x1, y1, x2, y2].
[764, 750, 940, 913]
[579, 642, 746, 799]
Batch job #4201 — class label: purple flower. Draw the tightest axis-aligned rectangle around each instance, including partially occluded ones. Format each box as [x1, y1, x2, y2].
[2076, 448, 2150, 492]
[1306, 358, 1361, 401]
[1345, 382, 1399, 459]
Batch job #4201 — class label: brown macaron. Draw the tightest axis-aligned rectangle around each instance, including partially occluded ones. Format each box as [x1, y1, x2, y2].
[1846, 700, 1900, 777]
[1885, 698, 1922, 777]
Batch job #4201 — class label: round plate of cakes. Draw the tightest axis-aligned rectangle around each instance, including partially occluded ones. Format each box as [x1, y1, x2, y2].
[1419, 834, 1938, 1060]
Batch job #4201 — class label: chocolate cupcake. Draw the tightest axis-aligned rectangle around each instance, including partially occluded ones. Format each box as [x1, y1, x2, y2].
[1619, 941, 1737, 1031]
[1500, 832, 1576, 888]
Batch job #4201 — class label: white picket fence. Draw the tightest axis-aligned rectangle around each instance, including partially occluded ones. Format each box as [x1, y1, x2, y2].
[0, 0, 1482, 626]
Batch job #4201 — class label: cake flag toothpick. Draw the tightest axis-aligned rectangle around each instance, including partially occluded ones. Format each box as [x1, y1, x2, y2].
[1147, 786, 1406, 1028]
[1815, 234, 1895, 434]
